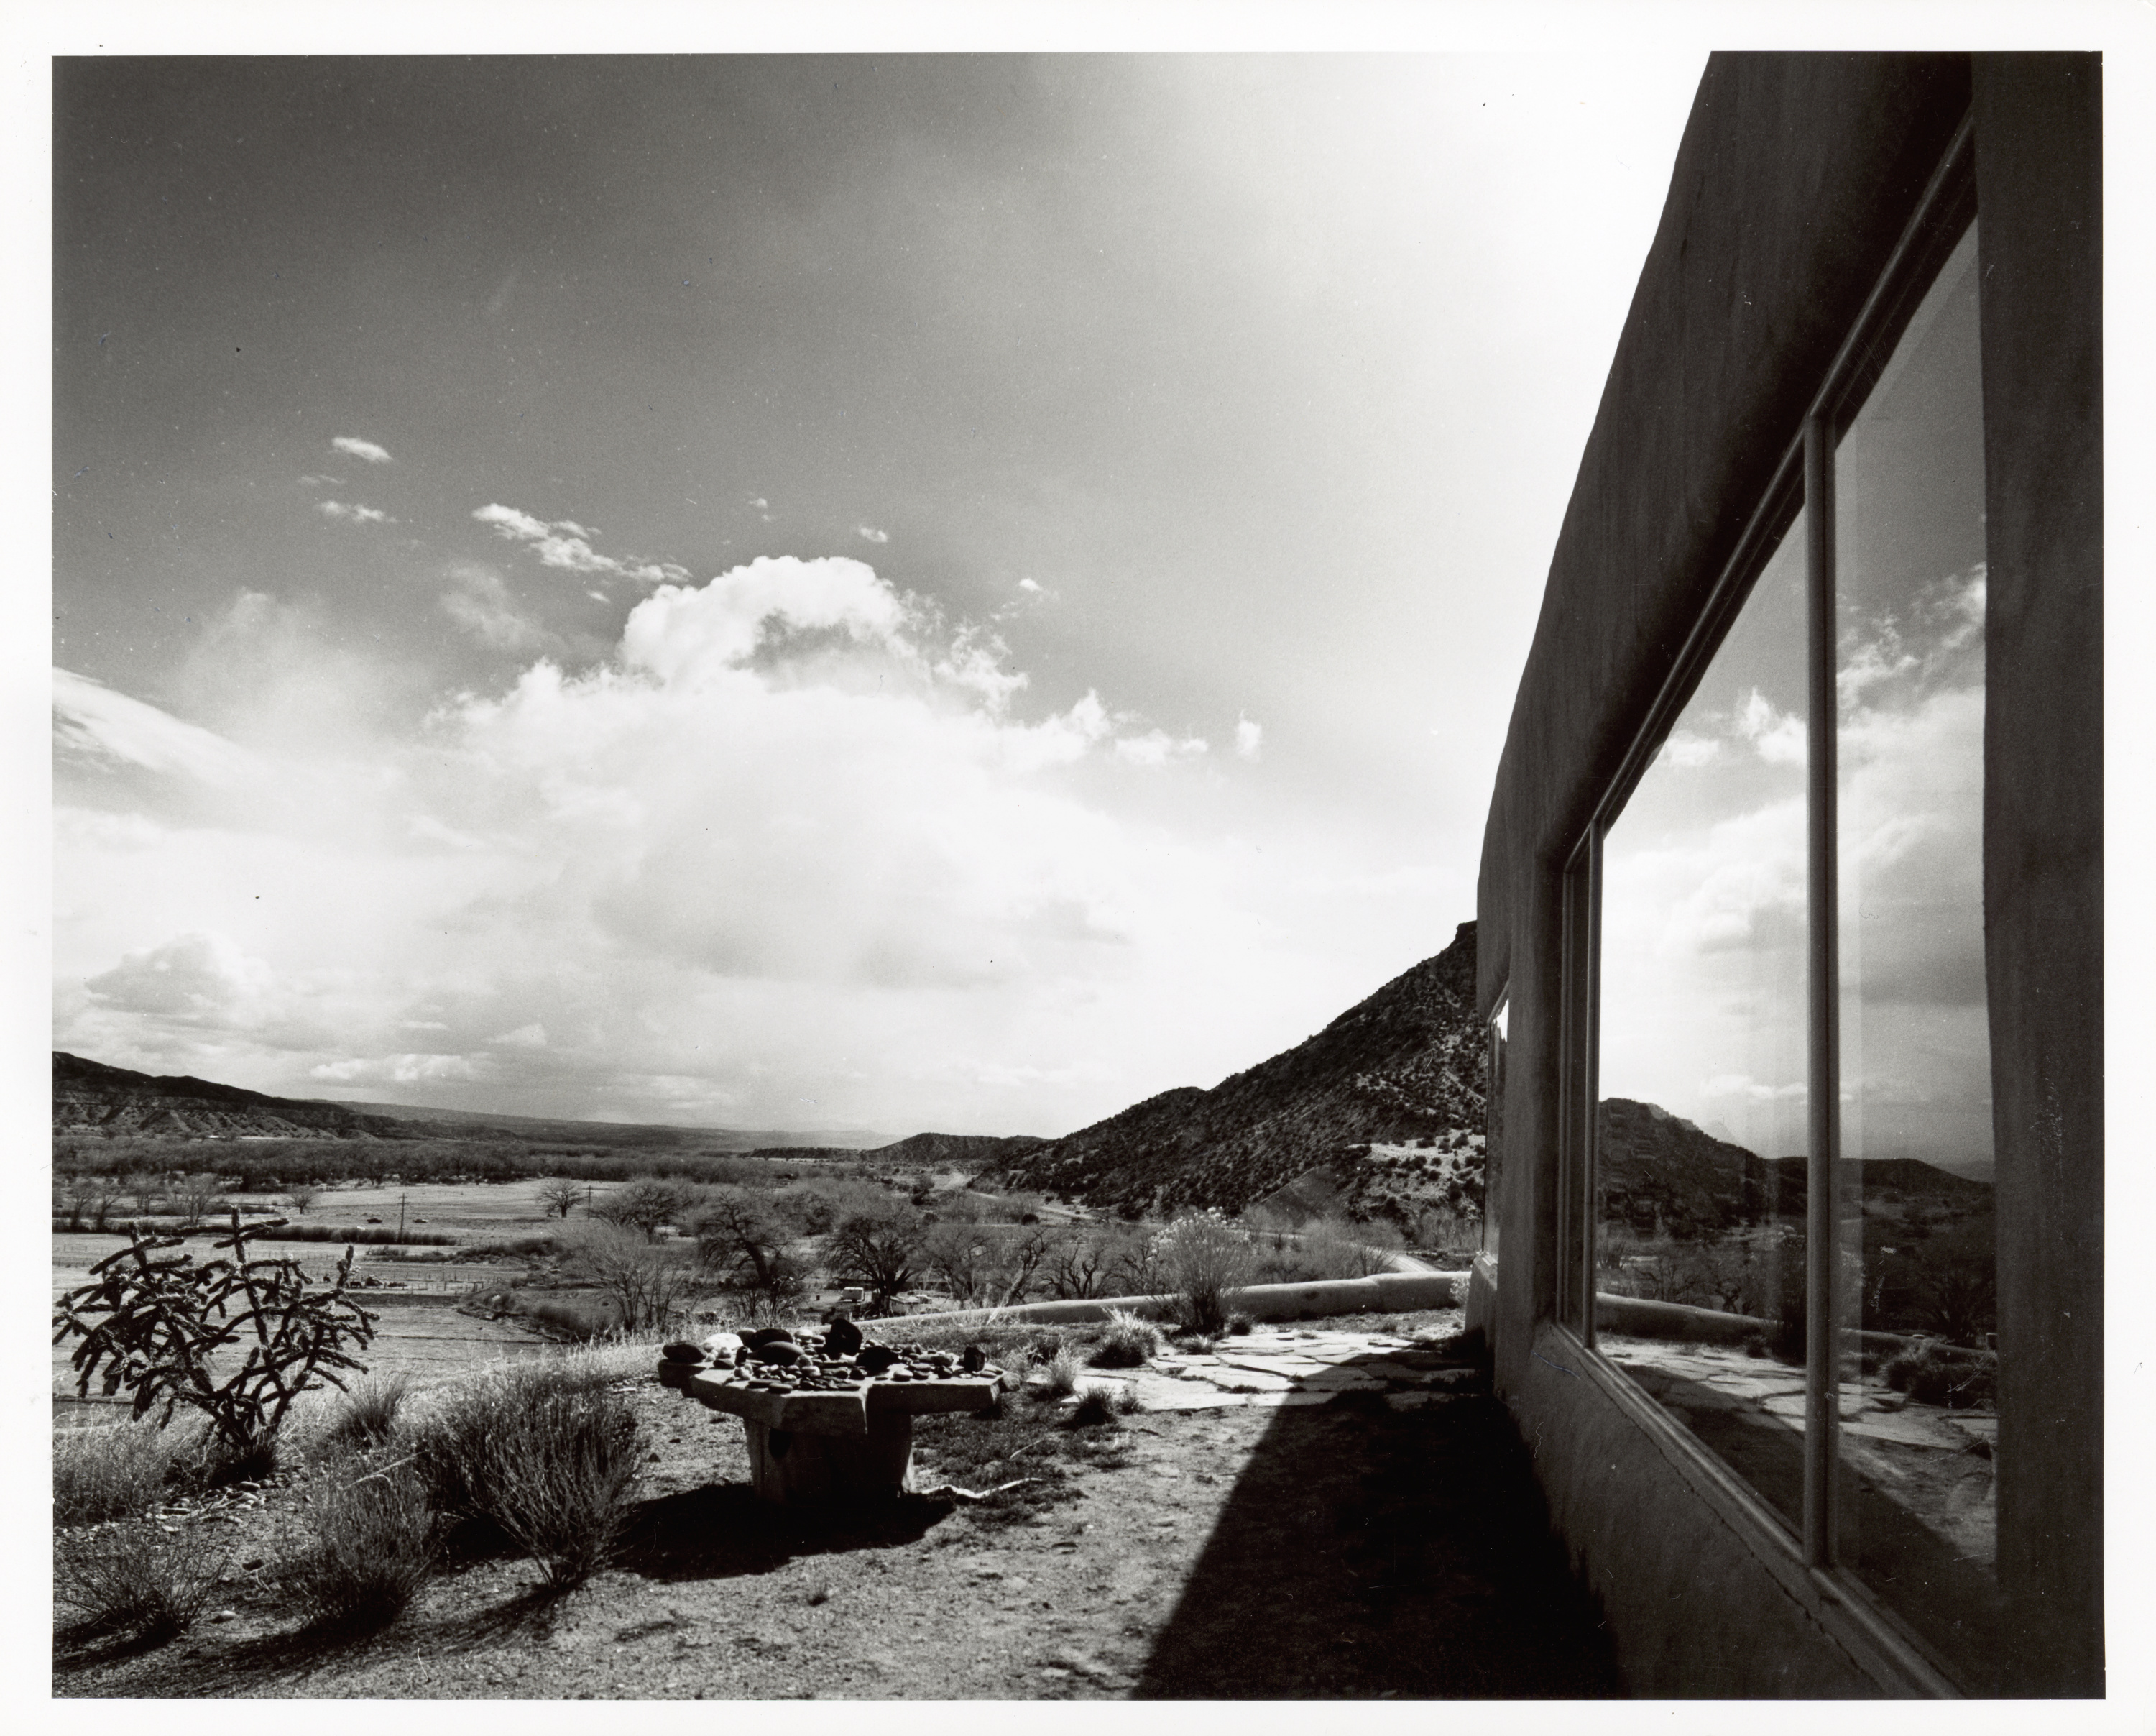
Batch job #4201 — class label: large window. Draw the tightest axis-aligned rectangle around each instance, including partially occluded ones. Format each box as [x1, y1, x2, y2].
[1562, 142, 1999, 1689]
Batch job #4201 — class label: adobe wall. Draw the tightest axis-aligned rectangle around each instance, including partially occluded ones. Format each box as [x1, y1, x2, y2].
[1474, 52, 2101, 1696]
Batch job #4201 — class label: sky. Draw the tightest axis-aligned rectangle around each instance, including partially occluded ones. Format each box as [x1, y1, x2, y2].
[50, 48, 1761, 1137]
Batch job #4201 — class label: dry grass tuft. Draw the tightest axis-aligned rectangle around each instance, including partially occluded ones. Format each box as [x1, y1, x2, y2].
[55, 1517, 230, 1644]
[281, 1453, 439, 1631]
[408, 1356, 642, 1590]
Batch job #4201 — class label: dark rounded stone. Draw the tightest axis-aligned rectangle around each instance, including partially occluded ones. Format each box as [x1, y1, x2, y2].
[752, 1340, 806, 1366]
[823, 1315, 864, 1357]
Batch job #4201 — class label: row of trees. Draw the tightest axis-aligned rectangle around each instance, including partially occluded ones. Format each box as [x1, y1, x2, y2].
[53, 1170, 310, 1231]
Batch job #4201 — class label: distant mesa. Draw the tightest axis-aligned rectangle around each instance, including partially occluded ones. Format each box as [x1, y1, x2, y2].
[52, 1052, 418, 1142]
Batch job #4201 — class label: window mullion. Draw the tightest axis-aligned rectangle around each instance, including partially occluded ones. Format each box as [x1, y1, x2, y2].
[1802, 411, 1843, 1571]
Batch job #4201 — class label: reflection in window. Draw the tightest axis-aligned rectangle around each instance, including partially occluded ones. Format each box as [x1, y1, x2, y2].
[1595, 513, 1810, 1535]
[1833, 223, 1998, 1679]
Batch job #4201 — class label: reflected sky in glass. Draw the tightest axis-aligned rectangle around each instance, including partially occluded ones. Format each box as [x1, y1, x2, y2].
[1836, 225, 1990, 1174]
[1598, 520, 1809, 1163]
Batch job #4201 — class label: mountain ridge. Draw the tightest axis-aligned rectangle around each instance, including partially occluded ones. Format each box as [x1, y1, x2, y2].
[985, 921, 1485, 1213]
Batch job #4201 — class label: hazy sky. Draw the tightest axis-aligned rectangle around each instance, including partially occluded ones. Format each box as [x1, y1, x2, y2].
[52, 52, 1710, 1135]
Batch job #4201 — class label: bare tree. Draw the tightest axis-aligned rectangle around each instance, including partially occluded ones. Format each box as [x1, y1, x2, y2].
[1043, 1228, 1117, 1300]
[174, 1172, 224, 1229]
[559, 1219, 709, 1335]
[921, 1223, 995, 1305]
[692, 1188, 806, 1323]
[536, 1177, 585, 1220]
[121, 1171, 162, 1217]
[992, 1223, 1060, 1305]
[590, 1177, 687, 1241]
[285, 1182, 320, 1216]
[826, 1202, 928, 1315]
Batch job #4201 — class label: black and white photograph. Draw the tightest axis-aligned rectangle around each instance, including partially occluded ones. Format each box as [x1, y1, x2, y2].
[29, 3, 2143, 1712]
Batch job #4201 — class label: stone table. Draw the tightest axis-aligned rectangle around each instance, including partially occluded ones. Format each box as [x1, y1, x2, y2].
[658, 1358, 1004, 1506]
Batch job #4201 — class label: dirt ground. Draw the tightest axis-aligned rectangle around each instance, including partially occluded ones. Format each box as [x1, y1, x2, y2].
[53, 1310, 1622, 1701]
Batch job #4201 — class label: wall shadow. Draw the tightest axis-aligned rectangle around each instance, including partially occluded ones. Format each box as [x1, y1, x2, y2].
[1135, 1385, 1623, 1699]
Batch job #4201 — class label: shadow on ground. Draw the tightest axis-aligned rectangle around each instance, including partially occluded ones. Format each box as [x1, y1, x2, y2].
[616, 1484, 952, 1583]
[1135, 1369, 1624, 1699]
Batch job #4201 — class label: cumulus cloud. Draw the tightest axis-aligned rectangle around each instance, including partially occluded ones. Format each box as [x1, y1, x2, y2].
[474, 502, 691, 589]
[52, 554, 1424, 1132]
[332, 436, 393, 464]
[86, 932, 275, 1019]
[1235, 715, 1263, 761]
[318, 500, 392, 525]
[1017, 578, 1044, 595]
[1657, 730, 1718, 768]
[856, 525, 890, 543]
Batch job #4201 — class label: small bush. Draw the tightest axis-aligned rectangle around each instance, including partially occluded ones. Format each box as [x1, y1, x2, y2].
[1087, 1308, 1162, 1369]
[54, 1418, 203, 1527]
[1040, 1346, 1083, 1398]
[319, 1372, 412, 1458]
[1296, 1215, 1399, 1280]
[1153, 1210, 1256, 1333]
[55, 1517, 230, 1644]
[410, 1361, 642, 1590]
[281, 1455, 438, 1631]
[1066, 1389, 1120, 1428]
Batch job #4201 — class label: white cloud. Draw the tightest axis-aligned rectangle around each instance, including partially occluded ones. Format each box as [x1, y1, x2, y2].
[53, 668, 260, 788]
[1235, 715, 1263, 761]
[331, 436, 393, 464]
[318, 500, 392, 525]
[298, 474, 341, 487]
[1658, 730, 1718, 768]
[1017, 578, 1044, 595]
[474, 502, 691, 588]
[1112, 730, 1209, 768]
[857, 525, 890, 544]
[439, 562, 556, 652]
[51, 556, 1442, 1133]
[85, 932, 275, 1019]
[310, 1053, 479, 1085]
[1733, 689, 1805, 765]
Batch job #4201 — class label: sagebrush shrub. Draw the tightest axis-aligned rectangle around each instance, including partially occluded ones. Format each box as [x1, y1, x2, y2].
[282, 1455, 438, 1630]
[55, 1517, 230, 1644]
[319, 1372, 412, 1458]
[53, 1417, 201, 1527]
[410, 1361, 642, 1589]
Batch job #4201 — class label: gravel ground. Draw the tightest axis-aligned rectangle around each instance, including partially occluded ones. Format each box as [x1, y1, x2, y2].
[53, 1310, 1622, 1699]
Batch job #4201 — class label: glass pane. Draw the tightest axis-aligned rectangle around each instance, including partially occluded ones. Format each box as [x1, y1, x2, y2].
[1483, 995, 1507, 1259]
[1833, 222, 1999, 1681]
[1594, 514, 1810, 1535]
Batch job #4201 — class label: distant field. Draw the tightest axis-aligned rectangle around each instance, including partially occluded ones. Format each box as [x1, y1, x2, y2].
[50, 1185, 583, 1416]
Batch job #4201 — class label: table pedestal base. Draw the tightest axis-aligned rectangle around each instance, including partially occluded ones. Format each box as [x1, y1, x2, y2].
[742, 1410, 914, 1505]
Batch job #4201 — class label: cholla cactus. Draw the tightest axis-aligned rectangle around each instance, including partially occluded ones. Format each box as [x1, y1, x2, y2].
[1151, 1208, 1256, 1333]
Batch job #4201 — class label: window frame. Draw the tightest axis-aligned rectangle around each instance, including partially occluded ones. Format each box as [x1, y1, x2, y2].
[1551, 114, 1985, 1687]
